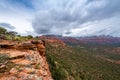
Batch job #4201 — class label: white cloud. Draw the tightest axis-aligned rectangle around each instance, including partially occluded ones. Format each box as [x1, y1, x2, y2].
[32, 0, 120, 37]
[67, 15, 120, 37]
[0, 0, 120, 37]
[0, 0, 35, 35]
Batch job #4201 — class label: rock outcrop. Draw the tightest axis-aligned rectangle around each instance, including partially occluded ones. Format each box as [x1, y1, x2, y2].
[0, 40, 52, 80]
[39, 35, 66, 47]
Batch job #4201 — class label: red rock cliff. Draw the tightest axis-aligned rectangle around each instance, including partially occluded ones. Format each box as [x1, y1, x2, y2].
[0, 40, 53, 80]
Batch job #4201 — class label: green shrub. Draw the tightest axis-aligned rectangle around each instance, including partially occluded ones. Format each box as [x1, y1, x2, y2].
[0, 27, 7, 34]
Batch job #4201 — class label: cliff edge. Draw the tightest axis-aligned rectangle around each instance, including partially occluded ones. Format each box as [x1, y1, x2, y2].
[0, 40, 52, 80]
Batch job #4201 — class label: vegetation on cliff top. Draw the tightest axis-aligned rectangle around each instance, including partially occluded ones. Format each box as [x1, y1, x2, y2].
[0, 26, 35, 41]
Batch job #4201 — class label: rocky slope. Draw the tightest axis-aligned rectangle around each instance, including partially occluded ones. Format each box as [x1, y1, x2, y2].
[0, 40, 52, 80]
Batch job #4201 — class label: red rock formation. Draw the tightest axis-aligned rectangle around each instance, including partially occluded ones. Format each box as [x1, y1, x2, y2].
[31, 40, 45, 57]
[0, 40, 53, 80]
[39, 35, 66, 47]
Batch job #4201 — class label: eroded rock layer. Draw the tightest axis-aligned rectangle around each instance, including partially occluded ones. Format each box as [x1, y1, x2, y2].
[0, 40, 52, 80]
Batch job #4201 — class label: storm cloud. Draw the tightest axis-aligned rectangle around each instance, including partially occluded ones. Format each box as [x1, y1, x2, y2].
[32, 0, 120, 36]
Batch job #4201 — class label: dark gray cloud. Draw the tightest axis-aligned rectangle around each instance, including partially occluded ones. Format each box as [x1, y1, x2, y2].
[0, 23, 15, 29]
[32, 0, 120, 36]
[65, 31, 72, 35]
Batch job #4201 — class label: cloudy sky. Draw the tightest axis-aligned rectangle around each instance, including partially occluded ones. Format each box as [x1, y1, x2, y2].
[0, 0, 120, 37]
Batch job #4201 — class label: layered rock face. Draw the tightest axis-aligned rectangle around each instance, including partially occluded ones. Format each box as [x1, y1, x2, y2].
[0, 40, 52, 80]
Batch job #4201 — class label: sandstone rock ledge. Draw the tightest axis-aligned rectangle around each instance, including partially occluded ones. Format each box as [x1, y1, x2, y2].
[0, 40, 53, 80]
